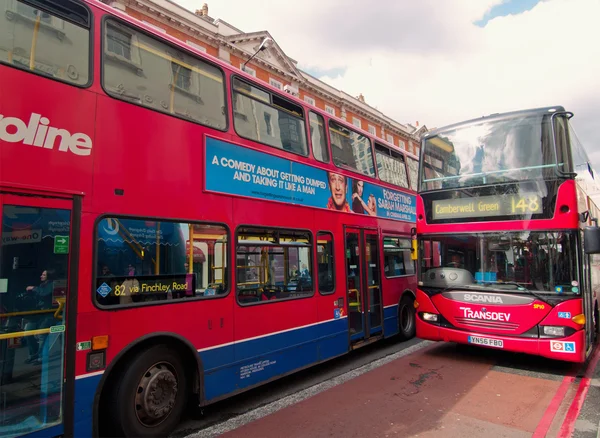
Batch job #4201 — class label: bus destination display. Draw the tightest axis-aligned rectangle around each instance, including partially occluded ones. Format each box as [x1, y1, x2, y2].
[432, 193, 542, 220]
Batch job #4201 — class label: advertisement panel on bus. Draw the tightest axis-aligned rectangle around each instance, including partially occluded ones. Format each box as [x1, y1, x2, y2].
[205, 137, 417, 222]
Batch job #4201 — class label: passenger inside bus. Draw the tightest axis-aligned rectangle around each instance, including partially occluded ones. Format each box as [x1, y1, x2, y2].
[22, 269, 55, 365]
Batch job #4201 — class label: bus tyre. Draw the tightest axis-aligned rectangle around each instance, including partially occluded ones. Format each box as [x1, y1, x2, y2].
[398, 295, 416, 341]
[109, 345, 188, 438]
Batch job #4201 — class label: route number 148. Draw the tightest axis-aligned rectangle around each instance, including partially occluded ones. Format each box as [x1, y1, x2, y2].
[511, 196, 540, 214]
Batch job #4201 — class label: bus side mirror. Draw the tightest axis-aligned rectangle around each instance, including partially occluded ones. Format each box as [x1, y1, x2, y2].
[584, 224, 600, 254]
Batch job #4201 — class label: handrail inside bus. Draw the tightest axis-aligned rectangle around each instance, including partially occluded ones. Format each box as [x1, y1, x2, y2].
[0, 327, 54, 341]
[0, 297, 66, 321]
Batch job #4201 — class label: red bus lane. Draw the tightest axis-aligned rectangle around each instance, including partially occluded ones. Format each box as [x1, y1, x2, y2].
[220, 343, 595, 438]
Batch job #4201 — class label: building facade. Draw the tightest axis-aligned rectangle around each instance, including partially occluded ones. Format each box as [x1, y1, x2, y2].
[103, 0, 427, 153]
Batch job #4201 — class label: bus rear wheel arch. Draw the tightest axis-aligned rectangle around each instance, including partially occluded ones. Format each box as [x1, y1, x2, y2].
[397, 293, 416, 341]
[98, 339, 201, 437]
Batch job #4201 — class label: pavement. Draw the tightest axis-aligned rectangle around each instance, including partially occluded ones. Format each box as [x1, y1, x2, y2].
[184, 341, 600, 438]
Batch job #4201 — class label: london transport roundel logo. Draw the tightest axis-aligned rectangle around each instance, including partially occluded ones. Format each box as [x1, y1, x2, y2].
[553, 342, 563, 351]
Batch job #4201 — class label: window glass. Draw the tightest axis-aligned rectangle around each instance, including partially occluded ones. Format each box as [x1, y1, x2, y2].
[317, 232, 334, 293]
[562, 116, 584, 176]
[407, 156, 419, 190]
[0, 0, 90, 85]
[383, 237, 415, 277]
[0, 204, 71, 436]
[420, 239, 442, 270]
[419, 232, 579, 295]
[375, 144, 409, 188]
[329, 120, 375, 177]
[310, 111, 329, 163]
[102, 20, 226, 130]
[236, 227, 313, 303]
[233, 77, 308, 156]
[95, 218, 227, 307]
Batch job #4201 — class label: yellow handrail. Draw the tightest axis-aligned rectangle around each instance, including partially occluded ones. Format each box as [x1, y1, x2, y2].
[0, 308, 55, 318]
[0, 298, 66, 340]
[30, 14, 41, 70]
[0, 297, 66, 320]
[348, 288, 360, 307]
[0, 327, 52, 341]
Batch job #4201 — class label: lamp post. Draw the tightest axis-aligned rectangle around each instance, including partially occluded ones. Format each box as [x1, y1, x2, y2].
[242, 37, 272, 73]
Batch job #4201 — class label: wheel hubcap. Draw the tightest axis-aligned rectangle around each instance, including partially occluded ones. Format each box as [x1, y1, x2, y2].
[135, 362, 178, 427]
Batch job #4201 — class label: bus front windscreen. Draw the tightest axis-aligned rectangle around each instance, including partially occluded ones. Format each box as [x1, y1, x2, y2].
[420, 231, 579, 296]
[420, 113, 557, 192]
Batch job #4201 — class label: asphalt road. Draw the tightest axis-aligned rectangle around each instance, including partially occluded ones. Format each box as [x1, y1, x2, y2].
[173, 338, 599, 438]
[172, 337, 425, 437]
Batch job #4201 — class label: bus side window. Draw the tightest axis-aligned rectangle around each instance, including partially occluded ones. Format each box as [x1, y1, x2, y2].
[310, 112, 330, 163]
[383, 237, 415, 277]
[1, 0, 91, 86]
[94, 218, 228, 308]
[236, 227, 314, 304]
[329, 120, 375, 178]
[232, 77, 308, 156]
[317, 232, 334, 294]
[102, 19, 227, 130]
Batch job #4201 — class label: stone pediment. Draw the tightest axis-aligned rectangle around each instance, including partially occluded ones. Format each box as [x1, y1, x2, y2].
[225, 31, 301, 80]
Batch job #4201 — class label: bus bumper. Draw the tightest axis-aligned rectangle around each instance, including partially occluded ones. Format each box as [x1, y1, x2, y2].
[415, 292, 587, 363]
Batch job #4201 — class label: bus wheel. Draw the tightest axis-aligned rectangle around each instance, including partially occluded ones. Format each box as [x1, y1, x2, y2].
[398, 295, 416, 341]
[109, 345, 188, 437]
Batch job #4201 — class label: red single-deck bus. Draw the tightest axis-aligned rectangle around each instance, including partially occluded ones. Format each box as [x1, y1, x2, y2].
[0, 0, 420, 436]
[415, 105, 600, 364]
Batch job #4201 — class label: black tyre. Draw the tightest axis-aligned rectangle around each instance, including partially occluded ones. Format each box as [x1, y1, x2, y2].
[595, 304, 599, 341]
[107, 345, 188, 437]
[398, 295, 416, 341]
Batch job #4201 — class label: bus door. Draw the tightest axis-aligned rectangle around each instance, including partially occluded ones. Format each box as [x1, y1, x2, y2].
[582, 251, 595, 355]
[345, 228, 383, 346]
[0, 192, 80, 438]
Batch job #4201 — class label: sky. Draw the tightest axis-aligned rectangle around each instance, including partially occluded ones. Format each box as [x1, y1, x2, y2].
[176, 0, 600, 180]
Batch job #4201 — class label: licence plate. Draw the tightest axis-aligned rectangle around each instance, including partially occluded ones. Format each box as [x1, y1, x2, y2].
[468, 336, 504, 348]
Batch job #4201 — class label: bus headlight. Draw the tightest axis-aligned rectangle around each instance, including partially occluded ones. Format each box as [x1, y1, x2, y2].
[421, 312, 439, 322]
[543, 326, 565, 337]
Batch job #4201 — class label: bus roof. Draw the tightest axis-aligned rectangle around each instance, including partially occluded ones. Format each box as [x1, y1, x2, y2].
[423, 105, 568, 140]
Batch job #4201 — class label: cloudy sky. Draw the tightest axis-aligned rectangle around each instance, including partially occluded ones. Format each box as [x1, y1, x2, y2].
[176, 0, 599, 172]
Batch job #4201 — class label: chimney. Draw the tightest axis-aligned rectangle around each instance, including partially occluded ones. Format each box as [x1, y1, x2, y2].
[357, 93, 365, 103]
[416, 121, 419, 127]
[195, 3, 208, 16]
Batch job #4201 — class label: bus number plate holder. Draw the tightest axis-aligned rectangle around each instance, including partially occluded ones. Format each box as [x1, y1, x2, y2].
[468, 336, 504, 348]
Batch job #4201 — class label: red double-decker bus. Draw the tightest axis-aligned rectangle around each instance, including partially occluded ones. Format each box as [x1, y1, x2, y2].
[0, 0, 420, 436]
[415, 105, 600, 364]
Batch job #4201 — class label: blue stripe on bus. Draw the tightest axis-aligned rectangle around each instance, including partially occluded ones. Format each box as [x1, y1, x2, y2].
[384, 305, 400, 337]
[74, 303, 400, 436]
[74, 373, 103, 438]
[202, 317, 349, 399]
